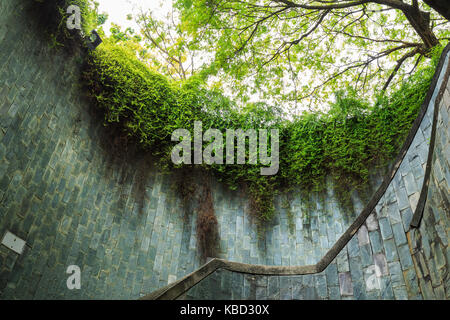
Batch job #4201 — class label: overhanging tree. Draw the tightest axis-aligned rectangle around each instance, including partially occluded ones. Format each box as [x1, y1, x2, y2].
[174, 0, 449, 112]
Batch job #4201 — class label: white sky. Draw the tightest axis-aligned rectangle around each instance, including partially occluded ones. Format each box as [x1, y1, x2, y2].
[97, 0, 170, 35]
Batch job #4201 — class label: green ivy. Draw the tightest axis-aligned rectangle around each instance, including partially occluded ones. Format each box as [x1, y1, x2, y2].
[82, 39, 442, 222]
[31, 0, 101, 48]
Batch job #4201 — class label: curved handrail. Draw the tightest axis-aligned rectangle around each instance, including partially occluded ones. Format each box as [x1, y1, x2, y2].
[141, 43, 450, 300]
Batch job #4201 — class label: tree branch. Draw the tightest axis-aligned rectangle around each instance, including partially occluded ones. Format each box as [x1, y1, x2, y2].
[382, 47, 420, 91]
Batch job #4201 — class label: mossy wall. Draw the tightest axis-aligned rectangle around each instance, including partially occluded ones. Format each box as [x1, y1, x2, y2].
[0, 0, 447, 300]
[179, 49, 450, 301]
[409, 67, 450, 299]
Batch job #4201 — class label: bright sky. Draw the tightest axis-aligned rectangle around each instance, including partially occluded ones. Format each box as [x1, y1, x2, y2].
[97, 0, 170, 35]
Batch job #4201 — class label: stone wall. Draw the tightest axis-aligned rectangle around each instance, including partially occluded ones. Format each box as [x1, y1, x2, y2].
[0, 0, 448, 300]
[178, 48, 450, 300]
[409, 65, 450, 299]
[0, 0, 198, 299]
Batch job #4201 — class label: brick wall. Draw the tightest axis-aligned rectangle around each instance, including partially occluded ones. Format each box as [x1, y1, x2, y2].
[0, 0, 447, 300]
[409, 66, 450, 299]
[181, 50, 450, 300]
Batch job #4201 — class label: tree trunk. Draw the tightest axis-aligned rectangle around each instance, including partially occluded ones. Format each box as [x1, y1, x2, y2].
[402, 5, 439, 53]
[423, 0, 450, 21]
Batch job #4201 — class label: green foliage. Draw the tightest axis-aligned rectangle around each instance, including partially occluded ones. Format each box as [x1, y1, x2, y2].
[282, 195, 295, 235]
[174, 0, 449, 111]
[83, 39, 441, 221]
[31, 0, 103, 48]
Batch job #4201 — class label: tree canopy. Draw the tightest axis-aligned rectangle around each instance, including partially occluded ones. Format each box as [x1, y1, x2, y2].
[148, 0, 449, 113]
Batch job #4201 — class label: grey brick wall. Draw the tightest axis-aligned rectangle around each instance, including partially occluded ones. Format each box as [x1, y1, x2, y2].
[0, 0, 205, 299]
[181, 50, 450, 300]
[0, 0, 447, 300]
[409, 68, 450, 299]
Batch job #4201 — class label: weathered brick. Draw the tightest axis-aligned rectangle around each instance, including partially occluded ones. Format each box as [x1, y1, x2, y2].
[338, 272, 353, 296]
